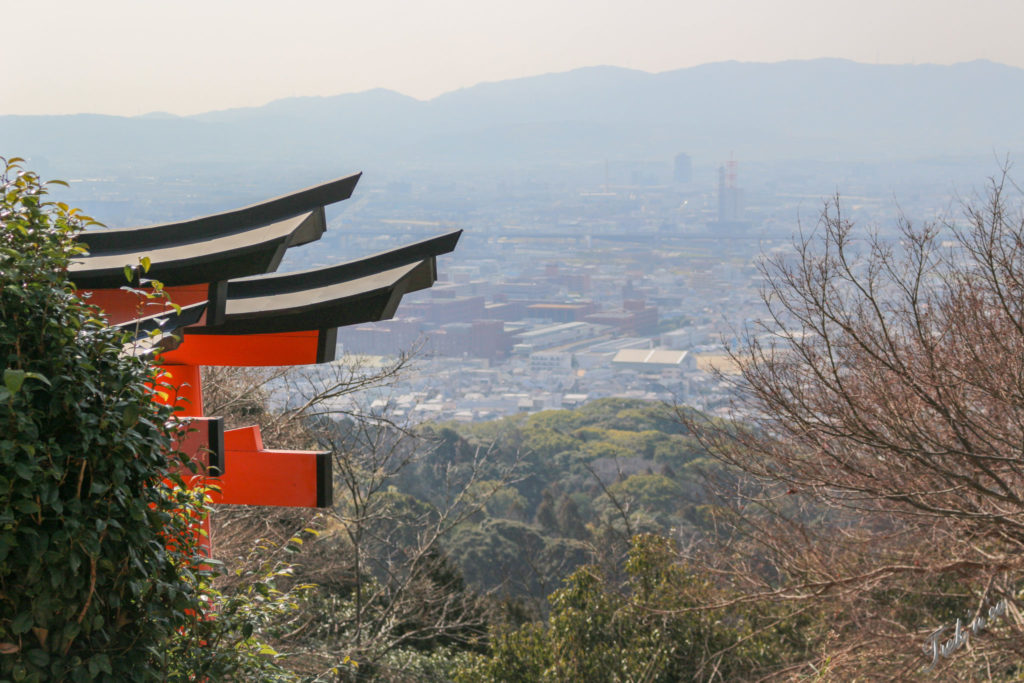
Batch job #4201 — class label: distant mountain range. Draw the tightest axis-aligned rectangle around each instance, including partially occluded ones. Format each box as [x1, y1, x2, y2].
[5, 59, 1024, 177]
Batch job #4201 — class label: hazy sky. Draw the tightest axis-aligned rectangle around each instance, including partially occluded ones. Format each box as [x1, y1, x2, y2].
[6, 0, 1024, 117]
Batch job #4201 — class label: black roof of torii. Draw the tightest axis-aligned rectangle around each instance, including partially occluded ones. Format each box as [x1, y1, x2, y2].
[69, 173, 363, 291]
[72, 172, 461, 358]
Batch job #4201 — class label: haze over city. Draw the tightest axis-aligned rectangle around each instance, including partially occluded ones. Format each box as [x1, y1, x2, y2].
[9, 0, 1024, 116]
[7, 3, 1024, 419]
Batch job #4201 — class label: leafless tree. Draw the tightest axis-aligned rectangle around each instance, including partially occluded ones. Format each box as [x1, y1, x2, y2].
[203, 354, 517, 680]
[685, 173, 1024, 678]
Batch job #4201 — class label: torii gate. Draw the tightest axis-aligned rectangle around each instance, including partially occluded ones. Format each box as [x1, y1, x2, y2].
[68, 173, 460, 553]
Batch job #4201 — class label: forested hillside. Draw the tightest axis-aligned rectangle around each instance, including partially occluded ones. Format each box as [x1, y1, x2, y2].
[205, 335, 1024, 681]
[406, 399, 720, 602]
[204, 364, 820, 680]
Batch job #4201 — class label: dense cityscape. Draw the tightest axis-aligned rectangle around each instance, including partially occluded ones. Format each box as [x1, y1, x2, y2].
[283, 154, 980, 422]
[58, 149, 992, 424]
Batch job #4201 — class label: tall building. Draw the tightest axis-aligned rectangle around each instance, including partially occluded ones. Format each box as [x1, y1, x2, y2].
[673, 153, 692, 184]
[717, 159, 745, 224]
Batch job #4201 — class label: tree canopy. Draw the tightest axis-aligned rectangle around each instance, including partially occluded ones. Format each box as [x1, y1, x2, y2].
[688, 176, 1024, 677]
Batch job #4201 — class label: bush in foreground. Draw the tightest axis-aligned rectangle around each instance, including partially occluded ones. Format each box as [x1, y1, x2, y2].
[0, 158, 299, 681]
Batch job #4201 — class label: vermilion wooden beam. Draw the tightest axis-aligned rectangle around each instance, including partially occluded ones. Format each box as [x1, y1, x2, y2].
[154, 364, 204, 417]
[208, 426, 332, 508]
[159, 329, 332, 366]
[154, 366, 331, 508]
[79, 284, 221, 327]
[169, 416, 225, 480]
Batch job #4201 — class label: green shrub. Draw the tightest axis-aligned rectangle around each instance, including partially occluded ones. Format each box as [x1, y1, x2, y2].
[458, 534, 823, 682]
[0, 158, 215, 681]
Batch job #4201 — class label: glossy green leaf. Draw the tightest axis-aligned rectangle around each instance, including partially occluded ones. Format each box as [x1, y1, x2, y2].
[3, 369, 25, 394]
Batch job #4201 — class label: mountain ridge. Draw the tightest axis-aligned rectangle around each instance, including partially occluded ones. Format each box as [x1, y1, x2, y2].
[179, 58, 1023, 119]
[5, 59, 1024, 177]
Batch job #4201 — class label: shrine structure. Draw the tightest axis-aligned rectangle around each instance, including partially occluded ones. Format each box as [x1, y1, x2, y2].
[68, 172, 460, 551]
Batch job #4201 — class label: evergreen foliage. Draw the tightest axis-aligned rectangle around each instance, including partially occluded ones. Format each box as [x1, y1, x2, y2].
[458, 534, 819, 682]
[0, 158, 207, 679]
[0, 159, 300, 681]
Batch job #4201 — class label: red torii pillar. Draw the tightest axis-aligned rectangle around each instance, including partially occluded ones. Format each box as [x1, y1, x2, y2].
[156, 362, 330, 509]
[83, 287, 332, 557]
[68, 174, 458, 561]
